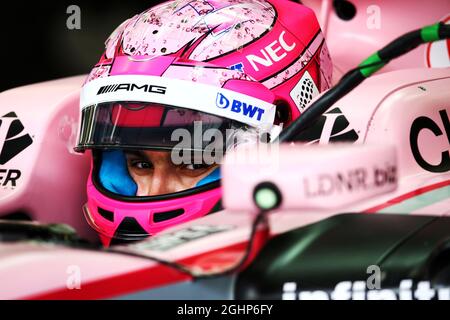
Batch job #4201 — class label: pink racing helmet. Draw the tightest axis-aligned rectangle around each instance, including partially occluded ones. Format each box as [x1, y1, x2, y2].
[75, 0, 332, 246]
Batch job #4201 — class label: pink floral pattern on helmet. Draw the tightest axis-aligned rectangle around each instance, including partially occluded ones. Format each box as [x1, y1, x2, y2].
[104, 0, 275, 61]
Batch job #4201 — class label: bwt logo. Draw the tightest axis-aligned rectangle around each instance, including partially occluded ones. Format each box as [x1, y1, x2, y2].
[216, 93, 265, 121]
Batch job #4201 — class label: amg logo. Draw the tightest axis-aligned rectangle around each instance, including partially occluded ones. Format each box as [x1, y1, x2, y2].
[97, 83, 167, 95]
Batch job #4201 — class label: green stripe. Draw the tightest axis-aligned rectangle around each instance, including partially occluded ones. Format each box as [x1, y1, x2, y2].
[377, 185, 450, 214]
[359, 52, 385, 77]
[421, 23, 441, 42]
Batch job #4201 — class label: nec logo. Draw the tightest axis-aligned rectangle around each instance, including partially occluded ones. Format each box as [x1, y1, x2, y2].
[0, 112, 33, 165]
[97, 83, 167, 95]
[246, 31, 296, 72]
[216, 93, 265, 121]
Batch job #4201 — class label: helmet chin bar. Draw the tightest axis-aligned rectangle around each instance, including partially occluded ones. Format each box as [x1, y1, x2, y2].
[85, 167, 223, 247]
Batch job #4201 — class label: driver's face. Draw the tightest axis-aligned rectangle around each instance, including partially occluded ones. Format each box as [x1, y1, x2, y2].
[125, 150, 218, 196]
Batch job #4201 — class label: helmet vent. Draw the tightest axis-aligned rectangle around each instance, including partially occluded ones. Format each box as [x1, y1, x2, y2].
[298, 77, 316, 110]
[114, 217, 149, 237]
[153, 209, 185, 223]
[98, 207, 114, 222]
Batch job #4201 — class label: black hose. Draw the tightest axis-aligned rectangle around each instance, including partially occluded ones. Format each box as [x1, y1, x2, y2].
[277, 22, 450, 143]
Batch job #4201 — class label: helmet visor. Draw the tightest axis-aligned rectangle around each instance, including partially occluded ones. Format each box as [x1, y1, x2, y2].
[76, 102, 256, 153]
[77, 102, 264, 198]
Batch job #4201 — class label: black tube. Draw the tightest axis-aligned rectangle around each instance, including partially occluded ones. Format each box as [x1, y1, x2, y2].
[277, 69, 364, 142]
[277, 22, 449, 143]
[439, 24, 450, 38]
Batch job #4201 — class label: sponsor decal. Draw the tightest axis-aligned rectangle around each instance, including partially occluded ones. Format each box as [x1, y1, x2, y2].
[130, 225, 235, 252]
[261, 31, 324, 89]
[96, 83, 167, 95]
[229, 62, 245, 73]
[282, 280, 450, 300]
[216, 93, 266, 121]
[303, 164, 397, 198]
[0, 112, 33, 188]
[410, 109, 450, 173]
[246, 31, 296, 72]
[294, 107, 359, 143]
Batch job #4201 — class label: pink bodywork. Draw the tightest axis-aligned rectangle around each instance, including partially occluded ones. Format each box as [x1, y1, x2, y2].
[0, 76, 96, 241]
[302, 0, 450, 81]
[223, 144, 398, 212]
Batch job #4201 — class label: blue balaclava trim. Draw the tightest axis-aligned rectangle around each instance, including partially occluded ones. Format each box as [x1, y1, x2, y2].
[99, 150, 220, 195]
[195, 167, 221, 187]
[99, 150, 137, 196]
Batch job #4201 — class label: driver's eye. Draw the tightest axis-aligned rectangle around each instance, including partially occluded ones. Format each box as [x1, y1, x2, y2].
[131, 160, 153, 170]
[184, 163, 210, 171]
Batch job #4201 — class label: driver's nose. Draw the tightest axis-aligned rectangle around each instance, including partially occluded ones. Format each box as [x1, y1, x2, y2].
[147, 167, 177, 195]
[135, 151, 187, 196]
